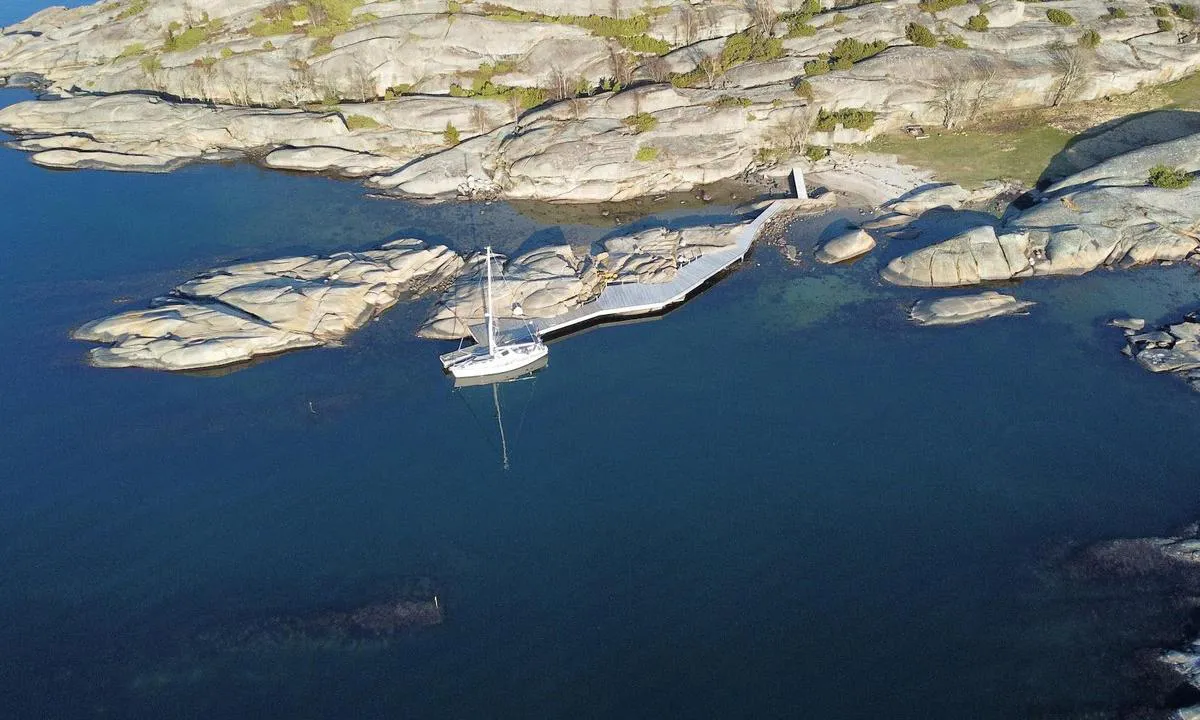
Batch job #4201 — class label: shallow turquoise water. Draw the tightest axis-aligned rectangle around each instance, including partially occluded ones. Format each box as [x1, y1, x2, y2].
[5, 49, 1200, 720]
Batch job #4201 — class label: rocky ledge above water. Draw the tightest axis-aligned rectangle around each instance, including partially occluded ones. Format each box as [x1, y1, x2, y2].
[70, 211, 797, 370]
[878, 131, 1200, 288]
[1122, 311, 1200, 392]
[73, 239, 463, 371]
[3, 0, 1200, 202]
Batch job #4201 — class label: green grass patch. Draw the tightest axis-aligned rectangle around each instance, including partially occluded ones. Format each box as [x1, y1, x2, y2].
[635, 146, 659, 162]
[116, 43, 145, 59]
[917, 0, 967, 11]
[345, 114, 382, 130]
[115, 0, 147, 21]
[623, 112, 659, 133]
[1163, 70, 1200, 107]
[863, 124, 1072, 188]
[478, 4, 669, 53]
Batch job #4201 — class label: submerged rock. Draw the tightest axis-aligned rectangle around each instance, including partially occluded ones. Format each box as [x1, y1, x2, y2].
[909, 291, 1034, 326]
[73, 240, 463, 371]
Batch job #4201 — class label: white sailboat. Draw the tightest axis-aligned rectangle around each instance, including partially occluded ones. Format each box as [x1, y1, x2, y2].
[445, 246, 548, 382]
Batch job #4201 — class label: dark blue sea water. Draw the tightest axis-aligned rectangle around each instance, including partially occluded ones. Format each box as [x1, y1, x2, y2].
[5, 9, 1200, 717]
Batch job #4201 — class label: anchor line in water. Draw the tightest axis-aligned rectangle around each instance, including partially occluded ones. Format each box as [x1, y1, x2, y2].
[493, 382, 509, 471]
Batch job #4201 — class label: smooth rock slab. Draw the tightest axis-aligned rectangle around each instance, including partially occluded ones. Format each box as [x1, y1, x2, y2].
[909, 291, 1035, 326]
[74, 239, 463, 371]
[815, 228, 876, 264]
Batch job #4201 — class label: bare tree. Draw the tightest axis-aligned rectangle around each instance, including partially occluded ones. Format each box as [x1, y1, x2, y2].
[470, 104, 490, 134]
[929, 73, 970, 129]
[347, 62, 376, 101]
[966, 58, 1000, 122]
[699, 55, 722, 89]
[548, 67, 572, 101]
[506, 93, 524, 122]
[745, 0, 777, 34]
[680, 4, 699, 46]
[1050, 44, 1093, 107]
[568, 97, 588, 120]
[761, 106, 818, 160]
[644, 55, 670, 83]
[609, 46, 634, 89]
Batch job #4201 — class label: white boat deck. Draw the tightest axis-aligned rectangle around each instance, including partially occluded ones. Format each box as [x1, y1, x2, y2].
[440, 199, 792, 368]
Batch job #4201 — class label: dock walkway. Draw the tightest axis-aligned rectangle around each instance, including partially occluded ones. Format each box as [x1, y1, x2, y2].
[440, 197, 797, 368]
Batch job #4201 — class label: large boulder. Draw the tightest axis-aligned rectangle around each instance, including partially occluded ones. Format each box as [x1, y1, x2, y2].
[881, 225, 1034, 287]
[815, 228, 875, 264]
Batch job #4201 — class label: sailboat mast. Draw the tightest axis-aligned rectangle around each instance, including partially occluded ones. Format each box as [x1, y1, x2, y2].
[485, 246, 497, 350]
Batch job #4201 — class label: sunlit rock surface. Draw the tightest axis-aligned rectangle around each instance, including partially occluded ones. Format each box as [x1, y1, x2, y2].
[909, 291, 1034, 326]
[73, 240, 463, 371]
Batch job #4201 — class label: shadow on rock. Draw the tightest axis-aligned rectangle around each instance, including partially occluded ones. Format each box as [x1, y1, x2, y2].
[1037, 109, 1200, 190]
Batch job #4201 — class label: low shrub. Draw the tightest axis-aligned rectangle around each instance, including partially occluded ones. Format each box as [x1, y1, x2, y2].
[792, 78, 814, 99]
[804, 145, 829, 161]
[944, 34, 968, 48]
[966, 13, 989, 31]
[710, 95, 752, 108]
[1176, 3, 1198, 21]
[803, 58, 830, 76]
[1149, 164, 1193, 188]
[813, 107, 876, 132]
[1079, 28, 1101, 47]
[1159, 17, 1176, 30]
[444, 122, 460, 145]
[906, 22, 937, 47]
[1047, 9, 1076, 26]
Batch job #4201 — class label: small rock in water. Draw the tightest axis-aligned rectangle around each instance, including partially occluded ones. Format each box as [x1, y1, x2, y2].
[815, 228, 876, 264]
[1110, 317, 1146, 332]
[909, 291, 1035, 326]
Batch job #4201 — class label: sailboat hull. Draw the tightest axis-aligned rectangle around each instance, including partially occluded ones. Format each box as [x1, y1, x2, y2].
[451, 353, 548, 387]
[446, 342, 548, 383]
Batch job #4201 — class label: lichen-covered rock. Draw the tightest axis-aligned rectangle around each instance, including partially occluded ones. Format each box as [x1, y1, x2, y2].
[73, 239, 463, 371]
[909, 291, 1034, 326]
